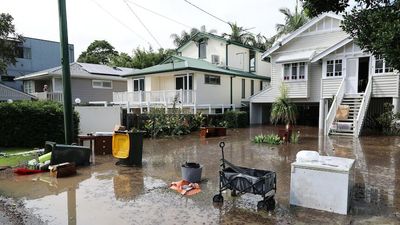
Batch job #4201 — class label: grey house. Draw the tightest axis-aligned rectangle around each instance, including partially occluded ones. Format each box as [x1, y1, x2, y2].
[15, 63, 134, 103]
[0, 82, 36, 102]
[2, 37, 74, 90]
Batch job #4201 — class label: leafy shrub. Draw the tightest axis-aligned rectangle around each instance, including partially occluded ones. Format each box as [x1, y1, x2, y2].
[376, 103, 400, 135]
[253, 134, 282, 145]
[224, 111, 248, 128]
[0, 101, 79, 147]
[290, 131, 301, 144]
[144, 108, 204, 137]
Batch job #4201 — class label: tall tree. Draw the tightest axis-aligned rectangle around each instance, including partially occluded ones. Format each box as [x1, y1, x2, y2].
[248, 33, 275, 51]
[109, 52, 135, 68]
[302, 0, 400, 71]
[170, 25, 217, 48]
[276, 2, 309, 38]
[77, 40, 118, 64]
[130, 47, 173, 69]
[223, 22, 253, 45]
[110, 47, 173, 69]
[0, 13, 23, 75]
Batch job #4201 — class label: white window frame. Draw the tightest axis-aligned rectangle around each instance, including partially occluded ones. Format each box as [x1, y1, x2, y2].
[23, 80, 34, 93]
[282, 62, 308, 82]
[374, 55, 395, 74]
[211, 55, 220, 64]
[132, 78, 145, 91]
[92, 80, 113, 89]
[323, 59, 343, 79]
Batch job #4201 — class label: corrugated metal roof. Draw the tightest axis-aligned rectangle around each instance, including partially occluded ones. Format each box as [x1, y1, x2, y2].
[123, 55, 270, 81]
[78, 63, 136, 76]
[15, 62, 136, 81]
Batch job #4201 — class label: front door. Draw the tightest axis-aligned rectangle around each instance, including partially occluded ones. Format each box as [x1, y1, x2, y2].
[346, 58, 358, 94]
[358, 57, 370, 93]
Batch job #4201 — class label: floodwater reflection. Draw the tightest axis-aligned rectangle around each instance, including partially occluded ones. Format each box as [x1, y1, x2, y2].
[0, 126, 399, 224]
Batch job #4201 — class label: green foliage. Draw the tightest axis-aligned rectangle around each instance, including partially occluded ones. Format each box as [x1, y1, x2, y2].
[144, 108, 204, 138]
[290, 131, 301, 144]
[0, 101, 79, 147]
[132, 47, 173, 69]
[0, 148, 37, 167]
[342, 2, 400, 71]
[302, 0, 349, 17]
[253, 134, 282, 145]
[302, 0, 400, 71]
[276, 4, 310, 38]
[247, 33, 274, 51]
[270, 84, 297, 126]
[77, 40, 118, 64]
[223, 111, 249, 128]
[109, 52, 135, 68]
[0, 13, 23, 75]
[109, 47, 173, 69]
[376, 103, 400, 135]
[170, 25, 217, 47]
[223, 22, 254, 45]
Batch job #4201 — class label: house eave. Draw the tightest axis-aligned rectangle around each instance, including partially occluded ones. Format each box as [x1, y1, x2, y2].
[124, 67, 270, 81]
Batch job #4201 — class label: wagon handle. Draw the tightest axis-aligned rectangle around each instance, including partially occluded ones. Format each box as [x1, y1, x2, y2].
[219, 142, 225, 169]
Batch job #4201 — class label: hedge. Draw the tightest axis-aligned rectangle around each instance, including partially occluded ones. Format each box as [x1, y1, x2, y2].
[224, 111, 249, 128]
[0, 101, 79, 147]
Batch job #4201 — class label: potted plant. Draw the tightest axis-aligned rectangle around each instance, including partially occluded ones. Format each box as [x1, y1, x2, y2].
[270, 84, 297, 142]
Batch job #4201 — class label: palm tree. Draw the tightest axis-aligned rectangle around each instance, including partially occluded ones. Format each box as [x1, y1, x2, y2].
[275, 1, 309, 38]
[223, 22, 253, 45]
[248, 33, 276, 51]
[270, 84, 297, 127]
[170, 26, 217, 47]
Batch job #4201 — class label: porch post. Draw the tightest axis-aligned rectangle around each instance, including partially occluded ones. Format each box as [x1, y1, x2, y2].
[318, 98, 325, 136]
[393, 97, 399, 114]
[51, 77, 56, 92]
[186, 72, 189, 104]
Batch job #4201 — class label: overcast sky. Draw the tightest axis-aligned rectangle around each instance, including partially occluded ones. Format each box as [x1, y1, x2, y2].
[1, 0, 296, 60]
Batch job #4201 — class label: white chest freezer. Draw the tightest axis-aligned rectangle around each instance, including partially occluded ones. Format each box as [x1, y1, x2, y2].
[290, 152, 355, 215]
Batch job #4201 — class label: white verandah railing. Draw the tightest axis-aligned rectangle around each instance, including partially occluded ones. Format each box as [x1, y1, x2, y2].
[354, 78, 373, 137]
[113, 90, 196, 105]
[31, 92, 63, 102]
[324, 79, 346, 135]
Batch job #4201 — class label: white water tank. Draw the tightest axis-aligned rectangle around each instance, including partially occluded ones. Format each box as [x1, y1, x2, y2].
[290, 151, 355, 215]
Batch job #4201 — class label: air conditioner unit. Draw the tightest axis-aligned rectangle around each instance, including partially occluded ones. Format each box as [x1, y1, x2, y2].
[211, 55, 220, 64]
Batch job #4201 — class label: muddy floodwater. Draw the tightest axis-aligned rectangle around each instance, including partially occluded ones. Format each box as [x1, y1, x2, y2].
[1, 126, 400, 225]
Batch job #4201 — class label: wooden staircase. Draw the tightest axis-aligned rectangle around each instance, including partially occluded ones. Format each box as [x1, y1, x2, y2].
[330, 94, 363, 136]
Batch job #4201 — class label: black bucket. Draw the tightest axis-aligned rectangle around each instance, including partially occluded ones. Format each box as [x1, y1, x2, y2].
[181, 162, 202, 183]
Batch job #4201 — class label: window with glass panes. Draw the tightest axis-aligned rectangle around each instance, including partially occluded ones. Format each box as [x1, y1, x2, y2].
[283, 62, 307, 81]
[326, 59, 342, 77]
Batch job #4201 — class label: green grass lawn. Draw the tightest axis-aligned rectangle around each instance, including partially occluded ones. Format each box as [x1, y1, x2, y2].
[0, 148, 38, 167]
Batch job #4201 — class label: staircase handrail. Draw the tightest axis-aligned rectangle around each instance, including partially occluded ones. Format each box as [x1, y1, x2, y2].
[325, 78, 346, 135]
[355, 78, 372, 137]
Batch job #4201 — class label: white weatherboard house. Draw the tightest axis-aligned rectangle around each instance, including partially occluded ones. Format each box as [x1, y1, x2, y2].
[16, 62, 132, 103]
[115, 32, 271, 113]
[250, 13, 399, 137]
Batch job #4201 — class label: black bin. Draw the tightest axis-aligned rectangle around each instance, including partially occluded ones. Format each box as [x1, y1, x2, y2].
[114, 131, 144, 166]
[50, 144, 91, 166]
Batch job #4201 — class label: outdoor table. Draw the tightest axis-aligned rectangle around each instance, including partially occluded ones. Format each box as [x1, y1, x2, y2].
[78, 135, 96, 165]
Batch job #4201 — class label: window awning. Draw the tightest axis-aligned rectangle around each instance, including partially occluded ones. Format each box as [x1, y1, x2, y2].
[275, 50, 316, 64]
